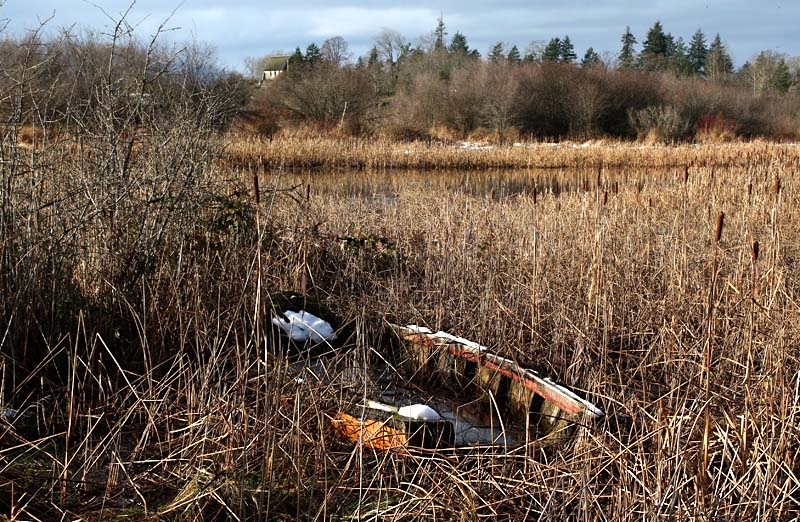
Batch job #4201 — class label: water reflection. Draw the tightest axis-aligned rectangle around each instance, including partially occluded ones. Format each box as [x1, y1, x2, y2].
[285, 167, 678, 201]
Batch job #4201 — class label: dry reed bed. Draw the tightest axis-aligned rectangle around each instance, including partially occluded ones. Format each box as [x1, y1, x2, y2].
[1, 140, 799, 520]
[223, 133, 800, 171]
[258, 162, 800, 520]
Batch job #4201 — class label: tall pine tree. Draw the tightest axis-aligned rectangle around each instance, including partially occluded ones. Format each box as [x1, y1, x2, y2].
[773, 59, 792, 93]
[507, 45, 522, 64]
[619, 26, 637, 68]
[642, 21, 668, 55]
[434, 15, 447, 50]
[367, 46, 379, 66]
[639, 21, 668, 70]
[488, 42, 505, 63]
[582, 47, 602, 68]
[668, 36, 690, 75]
[560, 36, 577, 63]
[543, 38, 562, 62]
[688, 29, 708, 75]
[706, 34, 733, 81]
[288, 47, 305, 71]
[304, 43, 322, 66]
[449, 32, 470, 55]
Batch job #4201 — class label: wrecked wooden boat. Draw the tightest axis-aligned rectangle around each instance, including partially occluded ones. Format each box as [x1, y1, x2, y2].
[389, 324, 603, 442]
[328, 324, 602, 452]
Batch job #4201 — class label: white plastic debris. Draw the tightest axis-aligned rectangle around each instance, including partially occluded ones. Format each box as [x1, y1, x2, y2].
[366, 400, 396, 413]
[365, 400, 442, 421]
[272, 310, 337, 343]
[397, 404, 442, 421]
[458, 141, 494, 151]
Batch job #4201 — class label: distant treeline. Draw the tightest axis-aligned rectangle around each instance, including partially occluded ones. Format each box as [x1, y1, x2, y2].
[252, 19, 800, 142]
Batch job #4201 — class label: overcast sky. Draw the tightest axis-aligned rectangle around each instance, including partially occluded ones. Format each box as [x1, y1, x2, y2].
[1, 1, 797, 71]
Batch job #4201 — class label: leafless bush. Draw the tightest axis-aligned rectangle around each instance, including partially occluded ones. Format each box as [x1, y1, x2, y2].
[628, 105, 694, 142]
[514, 63, 575, 138]
[267, 62, 378, 131]
[0, 13, 250, 374]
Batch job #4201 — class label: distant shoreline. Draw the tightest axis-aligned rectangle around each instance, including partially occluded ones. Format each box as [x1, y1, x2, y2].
[222, 133, 800, 171]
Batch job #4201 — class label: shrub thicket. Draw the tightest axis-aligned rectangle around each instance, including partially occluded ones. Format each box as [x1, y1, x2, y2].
[260, 53, 800, 142]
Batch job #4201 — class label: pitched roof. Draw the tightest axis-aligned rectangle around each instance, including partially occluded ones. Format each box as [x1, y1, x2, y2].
[263, 55, 290, 72]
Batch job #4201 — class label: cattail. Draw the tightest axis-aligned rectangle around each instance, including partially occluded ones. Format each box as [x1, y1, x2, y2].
[306, 184, 311, 201]
[602, 190, 608, 206]
[596, 167, 602, 189]
[774, 176, 781, 195]
[752, 240, 759, 262]
[532, 186, 537, 205]
[684, 166, 689, 184]
[253, 172, 260, 205]
[714, 211, 724, 243]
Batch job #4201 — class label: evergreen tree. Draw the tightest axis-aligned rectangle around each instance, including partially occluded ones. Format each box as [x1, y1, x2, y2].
[367, 46, 379, 66]
[773, 59, 792, 93]
[288, 47, 304, 69]
[469, 48, 481, 59]
[434, 15, 447, 50]
[688, 29, 708, 75]
[542, 37, 562, 62]
[642, 21, 668, 56]
[488, 42, 505, 63]
[706, 34, 733, 80]
[507, 45, 521, 64]
[639, 21, 669, 70]
[619, 26, 637, 68]
[582, 47, 602, 68]
[664, 33, 675, 56]
[449, 32, 470, 55]
[668, 36, 690, 75]
[304, 43, 322, 66]
[559, 36, 577, 63]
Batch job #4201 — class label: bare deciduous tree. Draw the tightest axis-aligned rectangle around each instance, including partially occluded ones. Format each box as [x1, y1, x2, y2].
[374, 28, 406, 67]
[321, 36, 351, 66]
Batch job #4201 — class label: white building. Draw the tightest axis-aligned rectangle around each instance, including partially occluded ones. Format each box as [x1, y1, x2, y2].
[260, 55, 291, 83]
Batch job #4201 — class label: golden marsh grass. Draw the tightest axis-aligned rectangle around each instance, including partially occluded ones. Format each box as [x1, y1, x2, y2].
[2, 137, 799, 520]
